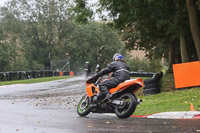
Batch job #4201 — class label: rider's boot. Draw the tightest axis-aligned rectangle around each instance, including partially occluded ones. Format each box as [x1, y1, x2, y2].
[99, 85, 111, 103]
[102, 93, 112, 103]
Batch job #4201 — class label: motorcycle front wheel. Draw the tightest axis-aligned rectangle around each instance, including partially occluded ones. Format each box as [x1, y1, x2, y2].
[77, 95, 90, 116]
[115, 93, 137, 119]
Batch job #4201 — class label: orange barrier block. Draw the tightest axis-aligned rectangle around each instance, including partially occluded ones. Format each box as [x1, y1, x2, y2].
[173, 61, 200, 88]
[59, 71, 63, 76]
[70, 71, 74, 76]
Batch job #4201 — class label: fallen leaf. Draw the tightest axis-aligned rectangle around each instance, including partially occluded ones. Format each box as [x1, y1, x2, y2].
[105, 121, 111, 124]
[88, 125, 93, 128]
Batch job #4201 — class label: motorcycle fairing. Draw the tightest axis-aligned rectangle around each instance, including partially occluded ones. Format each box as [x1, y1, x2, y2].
[86, 84, 100, 98]
[86, 78, 143, 98]
[109, 78, 143, 94]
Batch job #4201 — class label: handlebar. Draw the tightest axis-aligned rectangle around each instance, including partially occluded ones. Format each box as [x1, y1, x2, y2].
[94, 77, 103, 86]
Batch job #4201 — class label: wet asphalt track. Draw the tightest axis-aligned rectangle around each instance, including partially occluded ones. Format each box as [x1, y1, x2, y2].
[0, 76, 200, 133]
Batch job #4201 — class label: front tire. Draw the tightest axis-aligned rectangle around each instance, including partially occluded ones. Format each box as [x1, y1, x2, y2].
[77, 95, 90, 116]
[115, 93, 137, 119]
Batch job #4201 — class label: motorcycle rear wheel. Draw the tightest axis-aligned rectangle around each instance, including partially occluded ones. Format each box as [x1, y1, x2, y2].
[115, 93, 137, 119]
[77, 95, 90, 116]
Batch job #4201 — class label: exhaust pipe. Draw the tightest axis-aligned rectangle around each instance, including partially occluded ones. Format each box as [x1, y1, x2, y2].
[137, 99, 142, 104]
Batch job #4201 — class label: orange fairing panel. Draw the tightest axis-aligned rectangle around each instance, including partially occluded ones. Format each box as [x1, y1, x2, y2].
[109, 78, 143, 94]
[86, 84, 100, 98]
[173, 61, 200, 88]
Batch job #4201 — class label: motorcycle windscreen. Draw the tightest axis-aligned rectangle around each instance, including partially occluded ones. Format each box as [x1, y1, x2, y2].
[86, 85, 100, 98]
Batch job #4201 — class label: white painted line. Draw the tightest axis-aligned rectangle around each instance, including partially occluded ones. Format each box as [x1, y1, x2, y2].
[147, 111, 200, 119]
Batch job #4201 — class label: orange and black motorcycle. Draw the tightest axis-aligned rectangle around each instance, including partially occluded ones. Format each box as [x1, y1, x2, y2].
[77, 77, 143, 119]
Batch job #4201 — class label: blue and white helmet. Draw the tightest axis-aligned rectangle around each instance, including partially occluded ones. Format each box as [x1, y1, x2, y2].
[113, 53, 124, 61]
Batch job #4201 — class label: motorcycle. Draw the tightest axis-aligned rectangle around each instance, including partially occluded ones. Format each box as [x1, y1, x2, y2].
[77, 76, 143, 119]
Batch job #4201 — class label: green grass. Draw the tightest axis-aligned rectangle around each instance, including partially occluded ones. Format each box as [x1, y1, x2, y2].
[0, 76, 72, 86]
[134, 87, 200, 115]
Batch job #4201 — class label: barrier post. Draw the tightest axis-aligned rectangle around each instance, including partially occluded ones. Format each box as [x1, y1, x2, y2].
[59, 71, 63, 76]
[70, 71, 74, 76]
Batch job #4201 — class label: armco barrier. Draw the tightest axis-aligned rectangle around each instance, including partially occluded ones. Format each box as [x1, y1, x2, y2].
[63, 71, 70, 76]
[0, 70, 70, 81]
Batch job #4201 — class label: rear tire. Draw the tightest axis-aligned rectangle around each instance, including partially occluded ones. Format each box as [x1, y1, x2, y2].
[77, 95, 90, 116]
[115, 93, 137, 119]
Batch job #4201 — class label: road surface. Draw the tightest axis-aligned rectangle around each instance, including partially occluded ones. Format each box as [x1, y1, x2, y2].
[0, 77, 199, 133]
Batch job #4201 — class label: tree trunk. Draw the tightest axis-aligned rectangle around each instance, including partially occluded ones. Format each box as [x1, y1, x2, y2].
[168, 41, 175, 73]
[186, 0, 200, 60]
[180, 34, 189, 63]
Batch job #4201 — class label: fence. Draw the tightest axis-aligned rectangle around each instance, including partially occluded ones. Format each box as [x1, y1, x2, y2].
[0, 70, 155, 82]
[0, 70, 70, 81]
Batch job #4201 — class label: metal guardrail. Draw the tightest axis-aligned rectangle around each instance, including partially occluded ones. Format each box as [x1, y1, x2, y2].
[0, 70, 70, 81]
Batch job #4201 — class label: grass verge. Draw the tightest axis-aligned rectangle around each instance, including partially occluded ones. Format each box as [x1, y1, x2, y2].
[0, 76, 71, 86]
[134, 87, 200, 115]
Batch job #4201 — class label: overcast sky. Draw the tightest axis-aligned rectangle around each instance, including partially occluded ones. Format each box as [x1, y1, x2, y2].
[0, 0, 107, 20]
[0, 0, 9, 6]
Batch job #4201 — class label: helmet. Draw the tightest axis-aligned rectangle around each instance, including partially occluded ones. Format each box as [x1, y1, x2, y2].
[86, 61, 89, 64]
[113, 53, 124, 61]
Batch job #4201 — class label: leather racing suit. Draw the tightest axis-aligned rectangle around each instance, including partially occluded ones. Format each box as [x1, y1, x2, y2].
[94, 60, 130, 95]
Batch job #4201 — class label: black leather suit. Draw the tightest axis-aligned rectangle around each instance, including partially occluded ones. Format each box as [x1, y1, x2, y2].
[94, 60, 130, 95]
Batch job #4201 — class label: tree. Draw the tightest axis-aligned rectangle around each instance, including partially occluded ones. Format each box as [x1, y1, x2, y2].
[74, 0, 200, 71]
[0, 0, 123, 72]
[0, 0, 75, 70]
[186, 0, 200, 60]
[0, 7, 26, 71]
[73, 0, 93, 23]
[66, 22, 123, 71]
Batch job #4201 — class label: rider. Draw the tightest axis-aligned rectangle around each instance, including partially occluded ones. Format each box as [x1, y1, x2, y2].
[84, 61, 91, 77]
[87, 53, 130, 101]
[95, 64, 101, 73]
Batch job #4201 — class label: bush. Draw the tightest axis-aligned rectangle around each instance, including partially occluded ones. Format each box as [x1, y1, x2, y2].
[126, 57, 163, 72]
[160, 73, 176, 92]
